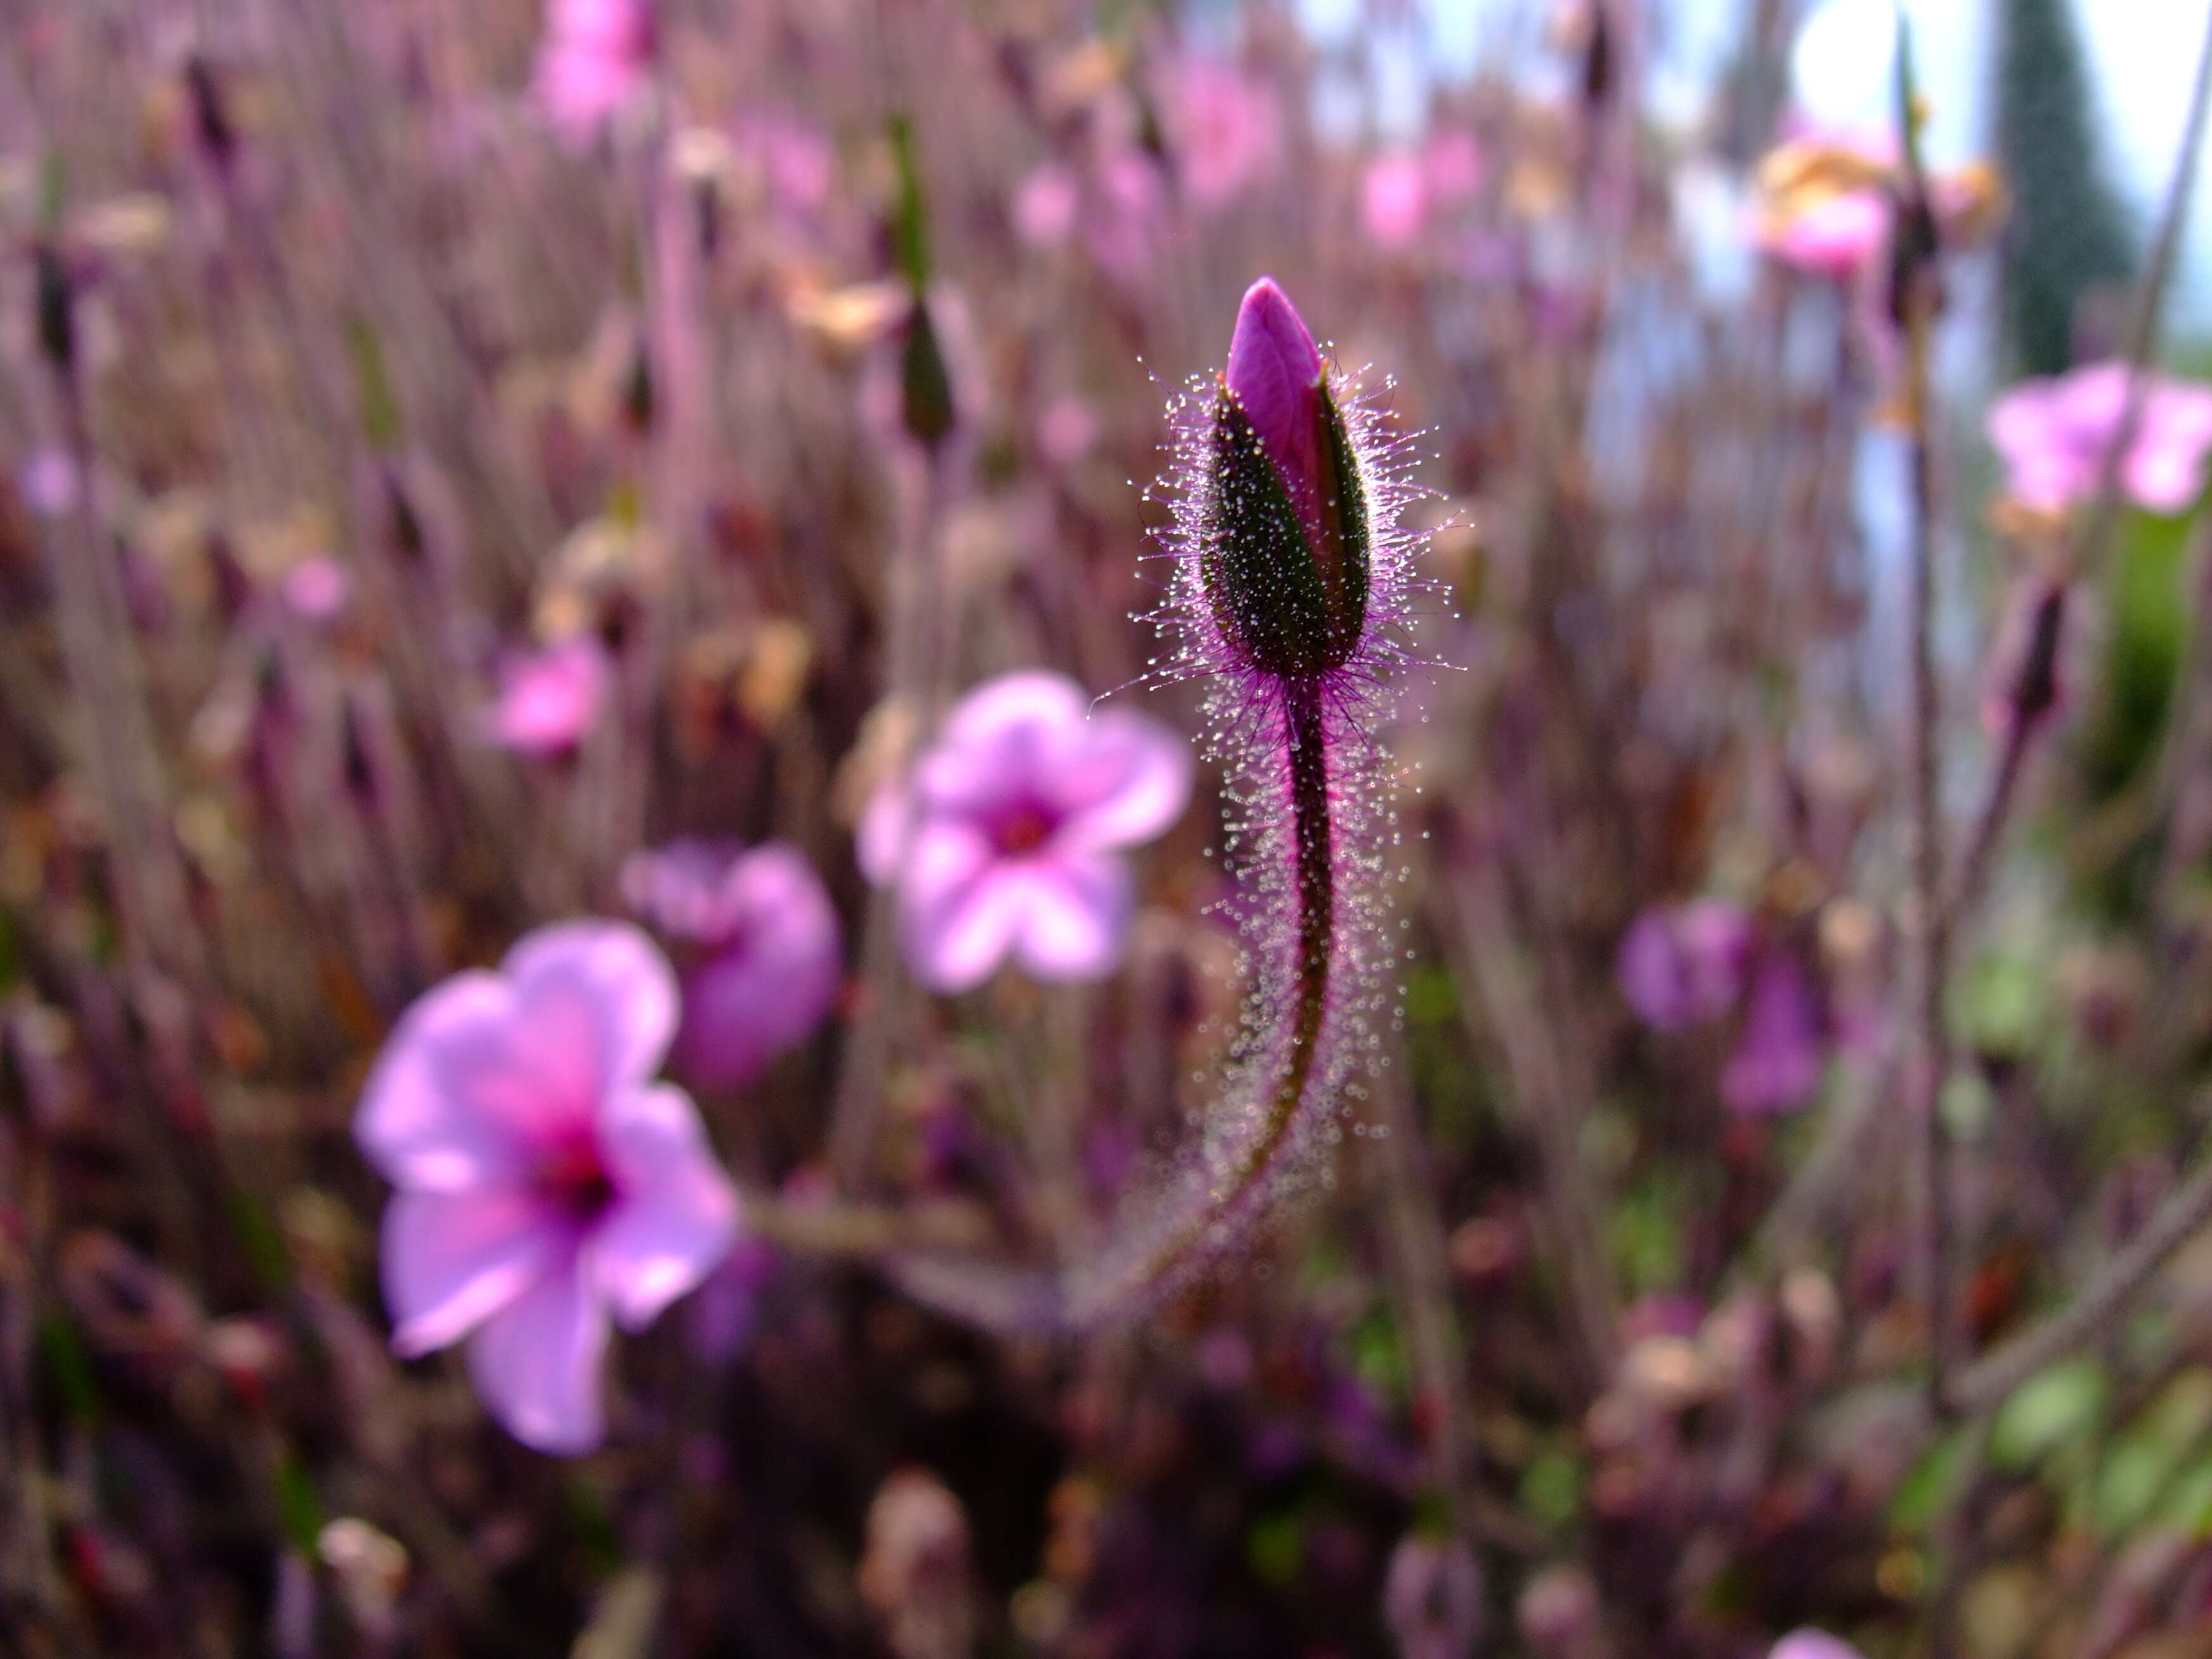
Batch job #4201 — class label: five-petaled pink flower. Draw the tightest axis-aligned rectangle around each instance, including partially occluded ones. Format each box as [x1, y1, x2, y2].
[621, 840, 843, 1090]
[355, 921, 738, 1452]
[1988, 361, 2212, 516]
[859, 670, 1192, 993]
[481, 638, 606, 757]
[533, 0, 655, 148]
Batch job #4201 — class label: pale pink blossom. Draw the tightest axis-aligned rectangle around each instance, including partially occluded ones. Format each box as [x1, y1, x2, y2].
[533, 0, 655, 148]
[1362, 153, 1427, 250]
[1756, 187, 1887, 280]
[355, 921, 738, 1452]
[1012, 163, 1079, 246]
[859, 671, 1192, 993]
[281, 556, 351, 623]
[1036, 396, 1100, 464]
[481, 638, 606, 757]
[1988, 361, 2212, 516]
[621, 840, 842, 1090]
[1162, 58, 1281, 210]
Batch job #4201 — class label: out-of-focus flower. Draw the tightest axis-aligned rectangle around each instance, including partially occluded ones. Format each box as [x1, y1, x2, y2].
[1771, 1633, 1866, 1659]
[621, 839, 841, 1088]
[1988, 361, 2212, 516]
[533, 0, 656, 148]
[1036, 395, 1100, 464]
[280, 556, 350, 624]
[1721, 951, 1826, 1114]
[17, 448, 79, 519]
[1381, 1535, 1486, 1659]
[1753, 133, 2003, 281]
[1161, 56, 1281, 209]
[1616, 899, 1755, 1031]
[1013, 163, 1079, 246]
[1517, 1563, 1604, 1659]
[317, 1519, 407, 1638]
[1088, 148, 1167, 280]
[480, 637, 606, 757]
[1757, 187, 1888, 280]
[859, 670, 1191, 993]
[354, 921, 738, 1452]
[857, 1468, 976, 1659]
[1363, 152, 1428, 250]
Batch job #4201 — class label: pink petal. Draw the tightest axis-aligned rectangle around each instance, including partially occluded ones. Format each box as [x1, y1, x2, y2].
[1012, 856, 1133, 980]
[906, 864, 1030, 992]
[355, 971, 538, 1192]
[503, 920, 679, 1100]
[590, 1083, 739, 1331]
[1051, 708, 1193, 852]
[935, 670, 1090, 755]
[1226, 276, 1325, 521]
[380, 1190, 565, 1358]
[672, 864, 842, 1088]
[465, 1251, 609, 1454]
[857, 782, 914, 885]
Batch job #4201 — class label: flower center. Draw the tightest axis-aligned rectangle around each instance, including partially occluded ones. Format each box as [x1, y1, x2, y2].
[537, 1138, 615, 1224]
[991, 801, 1059, 857]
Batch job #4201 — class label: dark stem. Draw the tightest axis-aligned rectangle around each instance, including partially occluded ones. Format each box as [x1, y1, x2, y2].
[1088, 678, 1336, 1307]
[1903, 270, 1956, 1416]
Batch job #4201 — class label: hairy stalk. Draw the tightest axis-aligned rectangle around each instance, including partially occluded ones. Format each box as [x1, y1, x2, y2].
[892, 280, 1428, 1330]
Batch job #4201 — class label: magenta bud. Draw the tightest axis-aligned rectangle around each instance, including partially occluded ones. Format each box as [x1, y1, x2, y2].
[1226, 276, 1325, 531]
[1204, 276, 1370, 679]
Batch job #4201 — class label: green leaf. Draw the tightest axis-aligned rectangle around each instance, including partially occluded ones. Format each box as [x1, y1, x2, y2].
[1990, 1360, 2107, 1471]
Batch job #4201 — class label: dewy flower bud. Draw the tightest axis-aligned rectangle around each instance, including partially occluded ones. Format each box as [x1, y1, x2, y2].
[889, 273, 1427, 1334]
[1206, 276, 1370, 679]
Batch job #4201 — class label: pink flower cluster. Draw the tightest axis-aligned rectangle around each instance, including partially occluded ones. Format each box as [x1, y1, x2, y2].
[1988, 361, 2212, 516]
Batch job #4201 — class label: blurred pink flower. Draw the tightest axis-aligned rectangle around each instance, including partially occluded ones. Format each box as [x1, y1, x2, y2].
[1422, 130, 1485, 203]
[622, 839, 842, 1089]
[1163, 58, 1281, 209]
[1771, 1634, 1865, 1659]
[1721, 951, 1826, 1114]
[16, 447, 79, 519]
[1087, 149, 1168, 282]
[1013, 163, 1079, 246]
[1037, 395, 1100, 464]
[1362, 153, 1427, 250]
[1756, 188, 1887, 280]
[281, 556, 351, 624]
[1617, 899, 1755, 1031]
[355, 921, 738, 1452]
[1988, 361, 2212, 515]
[481, 638, 606, 757]
[859, 670, 1192, 992]
[533, 0, 655, 147]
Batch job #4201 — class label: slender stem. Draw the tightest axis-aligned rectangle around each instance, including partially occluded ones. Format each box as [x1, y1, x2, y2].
[1899, 218, 1956, 1411]
[1114, 682, 1336, 1286]
[1946, 717, 2033, 932]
